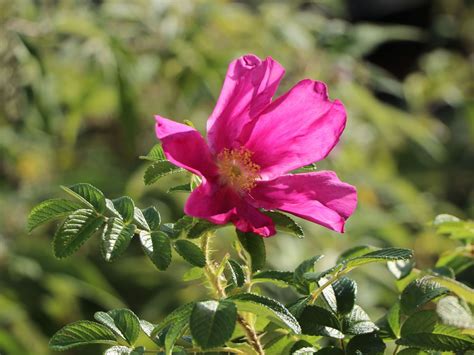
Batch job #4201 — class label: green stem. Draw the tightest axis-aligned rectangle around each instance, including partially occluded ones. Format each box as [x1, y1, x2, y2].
[202, 232, 264, 354]
[309, 269, 348, 305]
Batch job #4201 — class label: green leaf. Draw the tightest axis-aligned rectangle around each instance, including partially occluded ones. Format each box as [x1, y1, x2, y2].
[396, 349, 430, 355]
[346, 332, 386, 355]
[332, 277, 357, 315]
[61, 183, 106, 213]
[436, 296, 474, 329]
[292, 346, 318, 354]
[152, 302, 195, 338]
[106, 198, 122, 218]
[337, 245, 377, 263]
[144, 161, 183, 185]
[387, 259, 414, 280]
[298, 305, 343, 338]
[237, 231, 266, 272]
[229, 293, 301, 334]
[264, 211, 304, 238]
[112, 197, 135, 224]
[182, 267, 205, 282]
[165, 319, 189, 355]
[294, 255, 324, 293]
[167, 183, 191, 193]
[101, 218, 136, 262]
[342, 305, 378, 335]
[53, 209, 105, 258]
[133, 207, 150, 230]
[168, 216, 194, 239]
[28, 198, 83, 232]
[190, 300, 237, 349]
[400, 277, 449, 315]
[104, 346, 145, 355]
[290, 163, 318, 174]
[173, 240, 205, 267]
[139, 144, 166, 161]
[187, 219, 217, 239]
[49, 320, 117, 350]
[95, 309, 140, 345]
[428, 275, 474, 304]
[344, 248, 413, 269]
[139, 231, 172, 270]
[315, 347, 345, 354]
[254, 270, 294, 287]
[142, 207, 161, 230]
[387, 302, 401, 338]
[227, 259, 245, 287]
[397, 310, 474, 351]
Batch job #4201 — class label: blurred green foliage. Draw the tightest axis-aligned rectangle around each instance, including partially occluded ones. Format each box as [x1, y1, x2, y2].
[0, 0, 472, 354]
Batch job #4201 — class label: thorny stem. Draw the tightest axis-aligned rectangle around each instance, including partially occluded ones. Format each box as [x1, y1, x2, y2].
[237, 314, 265, 355]
[202, 232, 265, 355]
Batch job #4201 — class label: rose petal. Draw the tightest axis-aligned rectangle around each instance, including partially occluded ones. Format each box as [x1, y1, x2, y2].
[185, 181, 276, 237]
[155, 115, 217, 178]
[206, 54, 285, 154]
[243, 80, 347, 179]
[251, 171, 357, 233]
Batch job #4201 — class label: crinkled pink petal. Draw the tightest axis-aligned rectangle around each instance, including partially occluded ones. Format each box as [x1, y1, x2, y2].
[185, 181, 276, 237]
[242, 80, 347, 179]
[251, 171, 357, 233]
[232, 202, 276, 237]
[206, 54, 285, 154]
[155, 115, 218, 179]
[184, 182, 237, 225]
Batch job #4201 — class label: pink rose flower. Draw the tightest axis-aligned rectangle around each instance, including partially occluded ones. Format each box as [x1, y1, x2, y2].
[155, 54, 357, 237]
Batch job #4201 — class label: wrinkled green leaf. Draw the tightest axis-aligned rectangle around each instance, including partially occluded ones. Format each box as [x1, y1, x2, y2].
[101, 218, 136, 262]
[346, 332, 386, 355]
[61, 183, 106, 213]
[397, 310, 474, 351]
[342, 305, 378, 335]
[139, 231, 172, 270]
[53, 209, 105, 258]
[264, 211, 304, 238]
[112, 196, 135, 224]
[254, 270, 294, 287]
[28, 198, 83, 232]
[144, 161, 183, 185]
[190, 300, 237, 349]
[142, 206, 161, 230]
[436, 296, 474, 329]
[229, 293, 301, 334]
[237, 230, 266, 272]
[187, 219, 217, 239]
[298, 305, 343, 338]
[400, 277, 449, 315]
[49, 320, 117, 350]
[332, 277, 357, 315]
[227, 259, 245, 287]
[173, 240, 205, 267]
[167, 183, 191, 193]
[139, 143, 166, 161]
[133, 207, 149, 230]
[344, 248, 413, 269]
[95, 309, 140, 345]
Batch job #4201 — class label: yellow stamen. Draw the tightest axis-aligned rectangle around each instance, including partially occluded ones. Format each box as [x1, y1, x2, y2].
[217, 147, 260, 192]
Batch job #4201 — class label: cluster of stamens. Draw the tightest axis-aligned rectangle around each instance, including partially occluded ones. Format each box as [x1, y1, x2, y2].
[217, 147, 260, 192]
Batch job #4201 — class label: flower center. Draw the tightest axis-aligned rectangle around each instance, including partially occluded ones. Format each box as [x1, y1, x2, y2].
[217, 147, 260, 192]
